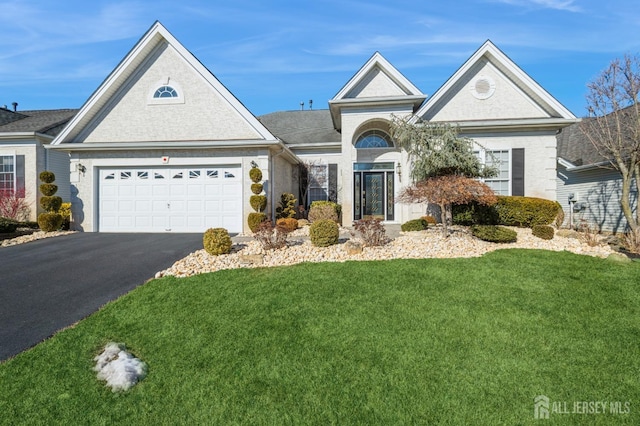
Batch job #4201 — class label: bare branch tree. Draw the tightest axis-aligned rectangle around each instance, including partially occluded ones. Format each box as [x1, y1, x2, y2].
[581, 54, 640, 231]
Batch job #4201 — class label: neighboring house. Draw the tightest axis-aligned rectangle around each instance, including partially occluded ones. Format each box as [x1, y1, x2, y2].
[557, 121, 638, 233]
[0, 106, 77, 221]
[50, 21, 577, 233]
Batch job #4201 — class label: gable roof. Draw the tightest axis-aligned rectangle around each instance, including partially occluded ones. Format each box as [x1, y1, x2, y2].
[258, 110, 341, 146]
[0, 109, 78, 137]
[329, 52, 426, 130]
[52, 21, 277, 147]
[415, 40, 577, 127]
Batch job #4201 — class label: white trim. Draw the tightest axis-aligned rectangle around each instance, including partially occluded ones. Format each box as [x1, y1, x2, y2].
[147, 78, 185, 105]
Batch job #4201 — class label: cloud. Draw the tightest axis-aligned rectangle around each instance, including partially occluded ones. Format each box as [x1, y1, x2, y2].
[490, 0, 582, 12]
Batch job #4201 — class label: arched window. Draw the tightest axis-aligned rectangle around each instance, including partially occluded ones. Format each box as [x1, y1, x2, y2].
[153, 85, 179, 98]
[354, 130, 393, 148]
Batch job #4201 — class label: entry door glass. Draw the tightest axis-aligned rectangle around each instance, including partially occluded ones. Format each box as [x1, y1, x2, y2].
[363, 172, 385, 219]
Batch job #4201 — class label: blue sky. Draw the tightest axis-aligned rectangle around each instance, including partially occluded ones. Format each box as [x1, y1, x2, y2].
[1, 0, 638, 118]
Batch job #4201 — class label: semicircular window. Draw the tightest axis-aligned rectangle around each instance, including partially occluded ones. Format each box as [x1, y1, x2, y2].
[153, 85, 179, 98]
[355, 130, 393, 148]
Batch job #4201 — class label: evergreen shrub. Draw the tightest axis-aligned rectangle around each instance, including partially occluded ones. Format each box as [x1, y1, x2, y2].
[401, 219, 428, 232]
[532, 224, 555, 240]
[203, 228, 232, 255]
[471, 225, 517, 243]
[309, 219, 339, 247]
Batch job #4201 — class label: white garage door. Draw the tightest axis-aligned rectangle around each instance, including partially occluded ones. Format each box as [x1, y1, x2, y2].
[99, 166, 242, 233]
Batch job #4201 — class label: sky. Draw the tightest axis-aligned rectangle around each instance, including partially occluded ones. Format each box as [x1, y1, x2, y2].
[1, 0, 639, 118]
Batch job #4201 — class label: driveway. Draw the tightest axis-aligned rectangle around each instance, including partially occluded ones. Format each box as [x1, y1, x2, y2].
[0, 233, 203, 362]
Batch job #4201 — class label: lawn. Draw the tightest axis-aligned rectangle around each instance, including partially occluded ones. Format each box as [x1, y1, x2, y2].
[1, 249, 638, 425]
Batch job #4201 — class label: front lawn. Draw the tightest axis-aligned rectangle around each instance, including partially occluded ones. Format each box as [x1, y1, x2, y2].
[1, 250, 638, 424]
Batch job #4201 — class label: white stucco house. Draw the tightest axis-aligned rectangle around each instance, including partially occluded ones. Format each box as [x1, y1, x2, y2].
[0, 107, 77, 221]
[49, 21, 578, 233]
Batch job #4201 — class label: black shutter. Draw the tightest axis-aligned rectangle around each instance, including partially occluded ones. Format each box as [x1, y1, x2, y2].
[16, 155, 25, 197]
[328, 164, 338, 202]
[512, 148, 524, 196]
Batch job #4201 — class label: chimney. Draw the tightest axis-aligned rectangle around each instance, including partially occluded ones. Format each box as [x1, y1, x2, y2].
[11, 102, 17, 112]
[309, 99, 313, 110]
[300, 101, 304, 110]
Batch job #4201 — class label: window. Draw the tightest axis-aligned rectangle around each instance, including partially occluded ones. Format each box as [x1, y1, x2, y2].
[207, 170, 218, 178]
[0, 155, 15, 193]
[120, 171, 132, 180]
[308, 164, 328, 206]
[224, 171, 235, 178]
[189, 170, 201, 179]
[137, 171, 149, 179]
[355, 130, 393, 148]
[153, 86, 178, 98]
[172, 172, 183, 179]
[477, 150, 510, 195]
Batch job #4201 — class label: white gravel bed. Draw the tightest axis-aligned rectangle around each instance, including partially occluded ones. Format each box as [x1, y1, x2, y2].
[157, 227, 614, 278]
[0, 230, 76, 247]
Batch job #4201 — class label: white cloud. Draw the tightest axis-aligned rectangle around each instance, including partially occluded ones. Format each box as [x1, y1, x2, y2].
[490, 0, 582, 12]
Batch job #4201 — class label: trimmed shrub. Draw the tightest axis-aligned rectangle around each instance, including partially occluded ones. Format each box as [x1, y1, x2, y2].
[251, 183, 263, 195]
[452, 202, 499, 226]
[494, 196, 560, 227]
[352, 217, 387, 246]
[249, 167, 262, 183]
[203, 228, 232, 255]
[310, 201, 341, 219]
[471, 225, 517, 243]
[532, 224, 555, 240]
[422, 215, 437, 225]
[39, 183, 58, 197]
[38, 212, 63, 232]
[308, 204, 338, 223]
[309, 219, 339, 247]
[0, 217, 18, 233]
[554, 202, 565, 228]
[248, 212, 267, 233]
[276, 193, 297, 219]
[276, 217, 298, 233]
[249, 195, 267, 213]
[401, 218, 428, 232]
[39, 171, 55, 184]
[59, 202, 72, 230]
[40, 196, 62, 213]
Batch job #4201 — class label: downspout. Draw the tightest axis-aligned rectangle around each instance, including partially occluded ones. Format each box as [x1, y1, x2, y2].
[270, 146, 286, 222]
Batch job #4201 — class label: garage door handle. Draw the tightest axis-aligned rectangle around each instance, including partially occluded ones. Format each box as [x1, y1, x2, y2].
[167, 203, 170, 209]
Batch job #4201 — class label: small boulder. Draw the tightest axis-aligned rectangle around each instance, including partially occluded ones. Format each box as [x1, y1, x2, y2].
[344, 240, 363, 255]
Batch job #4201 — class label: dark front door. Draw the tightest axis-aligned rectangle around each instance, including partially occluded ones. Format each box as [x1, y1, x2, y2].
[354, 167, 394, 221]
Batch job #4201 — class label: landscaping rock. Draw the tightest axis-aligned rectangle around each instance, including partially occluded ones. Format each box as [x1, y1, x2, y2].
[344, 240, 363, 255]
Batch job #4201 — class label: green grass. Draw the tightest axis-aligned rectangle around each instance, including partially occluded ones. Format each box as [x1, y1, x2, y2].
[1, 249, 639, 425]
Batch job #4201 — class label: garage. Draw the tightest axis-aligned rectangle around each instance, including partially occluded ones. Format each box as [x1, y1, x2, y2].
[98, 165, 242, 233]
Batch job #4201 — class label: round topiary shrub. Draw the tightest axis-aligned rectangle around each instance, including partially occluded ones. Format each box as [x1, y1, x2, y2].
[249, 167, 262, 183]
[250, 195, 267, 212]
[248, 212, 267, 233]
[40, 196, 63, 213]
[308, 204, 338, 223]
[39, 183, 58, 197]
[276, 217, 298, 233]
[203, 228, 232, 255]
[401, 218, 428, 232]
[38, 212, 63, 232]
[532, 224, 555, 240]
[309, 219, 339, 247]
[251, 183, 263, 195]
[39, 171, 55, 184]
[471, 225, 517, 243]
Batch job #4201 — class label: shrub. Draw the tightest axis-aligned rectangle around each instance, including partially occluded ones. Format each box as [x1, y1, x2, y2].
[577, 220, 600, 247]
[452, 202, 499, 226]
[297, 218, 309, 228]
[422, 215, 437, 225]
[623, 228, 640, 254]
[275, 193, 297, 219]
[494, 196, 560, 227]
[308, 204, 338, 223]
[251, 183, 263, 195]
[59, 202, 72, 230]
[38, 212, 63, 232]
[40, 196, 62, 213]
[310, 201, 341, 219]
[401, 218, 428, 232]
[276, 217, 298, 233]
[532, 224, 555, 240]
[39, 171, 55, 184]
[248, 212, 267, 233]
[352, 217, 387, 246]
[309, 219, 339, 247]
[254, 221, 288, 250]
[0, 217, 18, 233]
[554, 203, 565, 229]
[249, 195, 267, 213]
[203, 228, 232, 256]
[249, 167, 262, 183]
[470, 225, 517, 243]
[39, 183, 58, 197]
[0, 189, 30, 221]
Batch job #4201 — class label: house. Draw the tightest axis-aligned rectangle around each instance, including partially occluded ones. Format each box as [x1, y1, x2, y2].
[50, 21, 577, 233]
[557, 120, 638, 233]
[0, 106, 77, 221]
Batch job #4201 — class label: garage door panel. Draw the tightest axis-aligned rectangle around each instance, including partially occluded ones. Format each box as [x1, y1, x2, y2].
[99, 165, 242, 233]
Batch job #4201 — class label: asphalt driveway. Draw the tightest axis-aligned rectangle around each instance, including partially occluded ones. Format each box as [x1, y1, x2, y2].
[0, 233, 203, 361]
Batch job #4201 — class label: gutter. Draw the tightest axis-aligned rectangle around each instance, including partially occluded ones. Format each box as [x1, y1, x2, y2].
[45, 139, 285, 151]
[558, 157, 614, 172]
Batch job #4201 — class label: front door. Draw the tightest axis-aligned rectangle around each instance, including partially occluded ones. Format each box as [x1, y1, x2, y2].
[353, 163, 394, 221]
